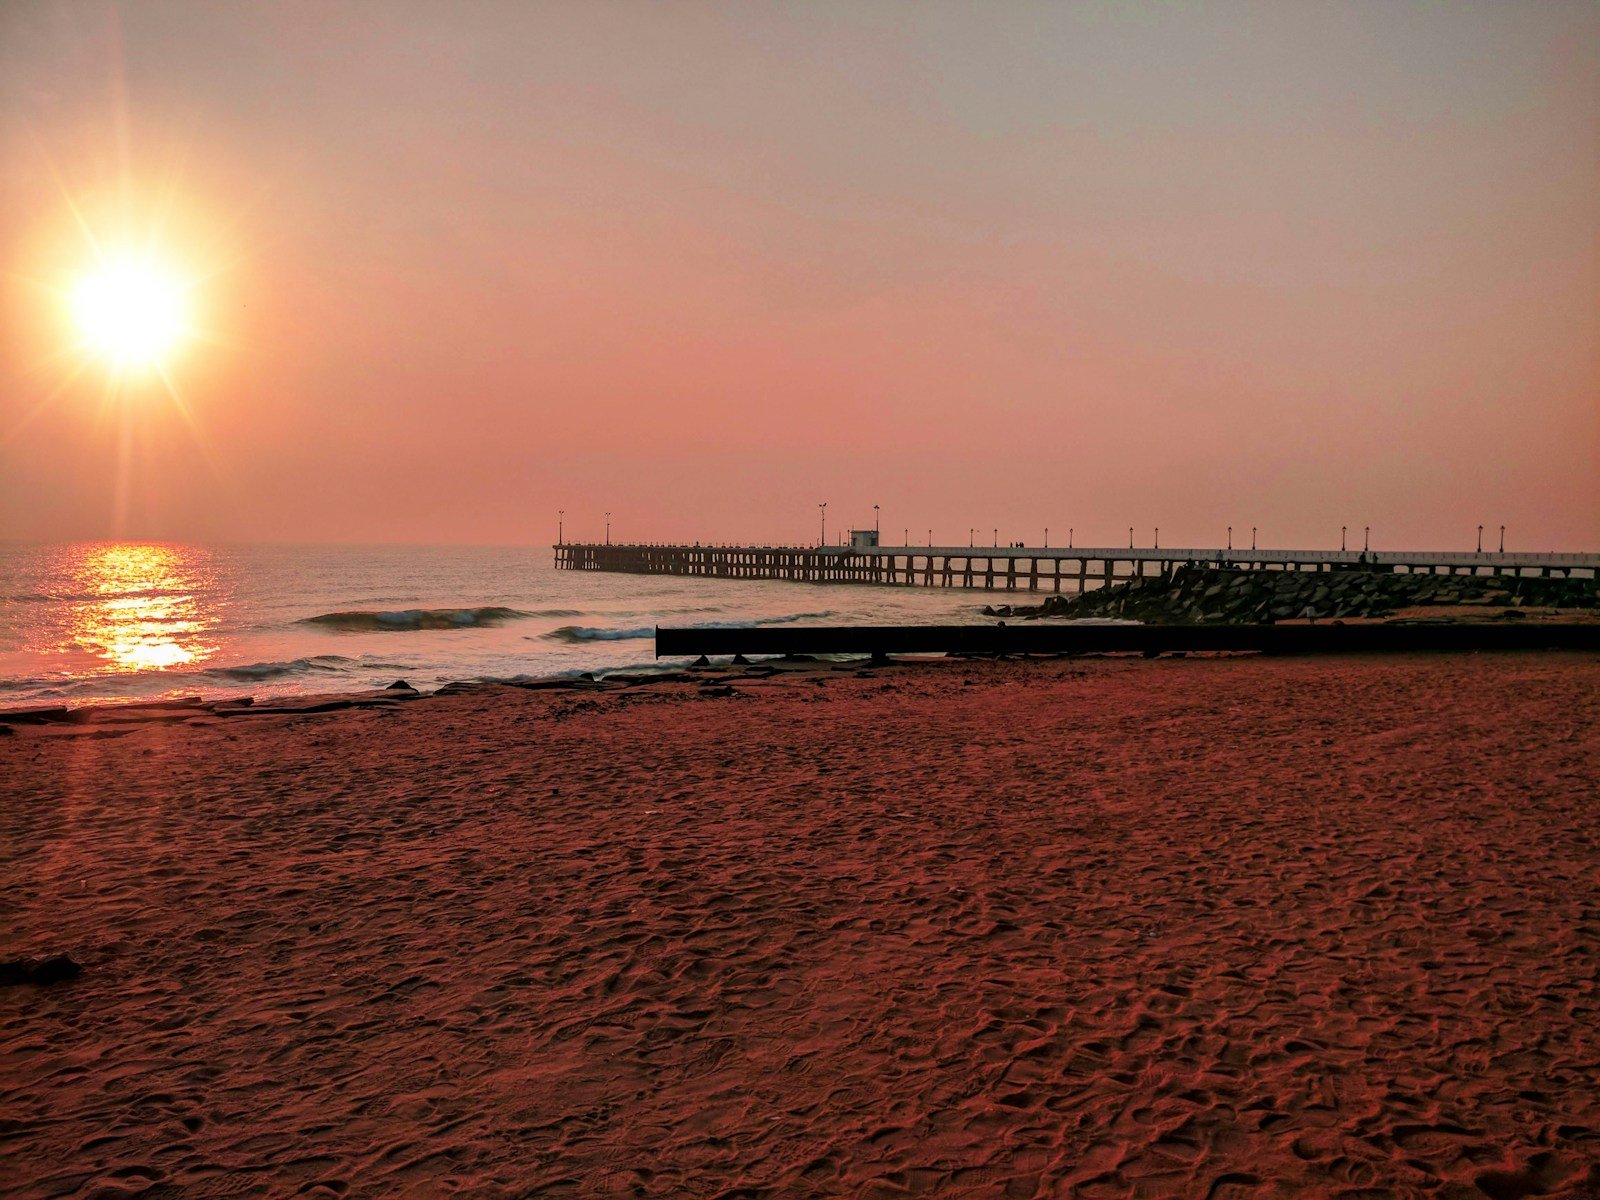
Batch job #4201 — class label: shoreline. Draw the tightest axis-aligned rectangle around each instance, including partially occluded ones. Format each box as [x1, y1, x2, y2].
[4, 651, 1599, 1196]
[5, 613, 1597, 725]
[0, 654, 910, 727]
[5, 566, 1590, 716]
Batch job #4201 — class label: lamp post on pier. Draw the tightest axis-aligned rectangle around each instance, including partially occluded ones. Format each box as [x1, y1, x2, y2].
[605, 512, 611, 546]
[874, 504, 880, 537]
[1499, 526, 1505, 553]
[1252, 526, 1257, 552]
[819, 502, 827, 548]
[1128, 527, 1134, 550]
[558, 510, 564, 545]
[1341, 526, 1347, 552]
[1227, 526, 1232, 551]
[1154, 527, 1160, 550]
[1068, 527, 1073, 549]
[1477, 524, 1484, 553]
[993, 529, 998, 547]
[1044, 528, 1048, 549]
[1364, 526, 1370, 553]
[969, 528, 975, 547]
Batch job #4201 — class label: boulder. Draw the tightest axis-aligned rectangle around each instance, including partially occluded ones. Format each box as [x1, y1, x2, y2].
[1010, 562, 1595, 626]
[0, 953, 81, 987]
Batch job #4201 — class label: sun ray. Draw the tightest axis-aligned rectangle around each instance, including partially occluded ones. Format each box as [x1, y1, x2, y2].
[111, 396, 133, 536]
[152, 362, 222, 474]
[1, 358, 94, 445]
[27, 128, 110, 268]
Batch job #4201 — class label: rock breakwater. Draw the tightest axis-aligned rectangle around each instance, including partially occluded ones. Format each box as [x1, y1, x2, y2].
[988, 563, 1599, 624]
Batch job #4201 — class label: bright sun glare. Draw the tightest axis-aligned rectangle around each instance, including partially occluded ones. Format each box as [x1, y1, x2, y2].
[70, 259, 188, 368]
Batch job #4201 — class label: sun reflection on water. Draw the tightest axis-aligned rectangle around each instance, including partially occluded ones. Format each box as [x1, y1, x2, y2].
[63, 543, 217, 673]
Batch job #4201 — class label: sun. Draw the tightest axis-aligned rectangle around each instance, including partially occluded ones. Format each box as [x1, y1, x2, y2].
[70, 258, 189, 369]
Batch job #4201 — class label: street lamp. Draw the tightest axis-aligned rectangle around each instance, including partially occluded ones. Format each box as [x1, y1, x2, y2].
[874, 504, 880, 536]
[1364, 526, 1370, 552]
[1154, 527, 1159, 550]
[1477, 524, 1484, 553]
[1252, 526, 1257, 552]
[605, 511, 612, 546]
[1499, 525, 1505, 553]
[558, 510, 564, 544]
[1128, 527, 1134, 549]
[819, 502, 827, 548]
[1341, 526, 1347, 552]
[1044, 527, 1048, 548]
[1069, 527, 1074, 549]
[1227, 525, 1232, 551]
[993, 528, 998, 547]
[969, 528, 975, 547]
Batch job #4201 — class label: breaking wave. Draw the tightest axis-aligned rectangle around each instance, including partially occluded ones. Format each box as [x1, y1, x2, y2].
[300, 606, 534, 631]
[746, 610, 833, 625]
[6, 587, 195, 604]
[541, 610, 835, 644]
[201, 655, 357, 682]
[0, 654, 369, 701]
[542, 625, 656, 643]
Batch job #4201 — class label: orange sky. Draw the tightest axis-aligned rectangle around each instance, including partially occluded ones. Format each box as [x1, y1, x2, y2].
[2, 1, 1596, 550]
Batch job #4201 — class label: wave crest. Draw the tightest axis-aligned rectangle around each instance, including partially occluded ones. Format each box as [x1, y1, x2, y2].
[541, 610, 835, 644]
[6, 587, 195, 604]
[202, 655, 356, 682]
[543, 625, 655, 643]
[300, 606, 532, 632]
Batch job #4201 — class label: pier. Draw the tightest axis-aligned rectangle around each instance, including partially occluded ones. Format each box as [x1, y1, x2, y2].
[555, 541, 1599, 593]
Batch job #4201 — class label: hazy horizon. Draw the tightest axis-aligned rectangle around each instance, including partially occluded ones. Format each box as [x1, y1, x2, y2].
[3, 1, 1597, 551]
[0, 531, 1592, 552]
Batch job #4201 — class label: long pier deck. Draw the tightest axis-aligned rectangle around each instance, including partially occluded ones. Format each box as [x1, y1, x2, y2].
[556, 542, 1599, 592]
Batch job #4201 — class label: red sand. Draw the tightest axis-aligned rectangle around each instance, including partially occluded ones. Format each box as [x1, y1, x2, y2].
[2, 653, 1598, 1199]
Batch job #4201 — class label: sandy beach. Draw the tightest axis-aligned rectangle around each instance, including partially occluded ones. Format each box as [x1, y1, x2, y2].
[3, 652, 1598, 1199]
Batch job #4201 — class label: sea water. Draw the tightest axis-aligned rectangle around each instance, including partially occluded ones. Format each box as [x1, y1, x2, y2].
[0, 542, 995, 704]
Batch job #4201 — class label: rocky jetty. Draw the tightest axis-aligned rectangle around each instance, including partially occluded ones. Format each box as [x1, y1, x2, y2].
[987, 563, 1599, 625]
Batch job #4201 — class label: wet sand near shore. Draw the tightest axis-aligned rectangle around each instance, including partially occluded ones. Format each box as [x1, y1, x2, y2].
[2, 653, 1598, 1199]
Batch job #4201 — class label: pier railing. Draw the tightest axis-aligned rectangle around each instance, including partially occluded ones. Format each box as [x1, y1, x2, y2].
[554, 542, 1598, 593]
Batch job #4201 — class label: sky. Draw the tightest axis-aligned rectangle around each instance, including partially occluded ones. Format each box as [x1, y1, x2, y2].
[1, 0, 1596, 551]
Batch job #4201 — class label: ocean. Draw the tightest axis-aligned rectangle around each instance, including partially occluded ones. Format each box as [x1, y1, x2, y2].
[0, 542, 994, 705]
